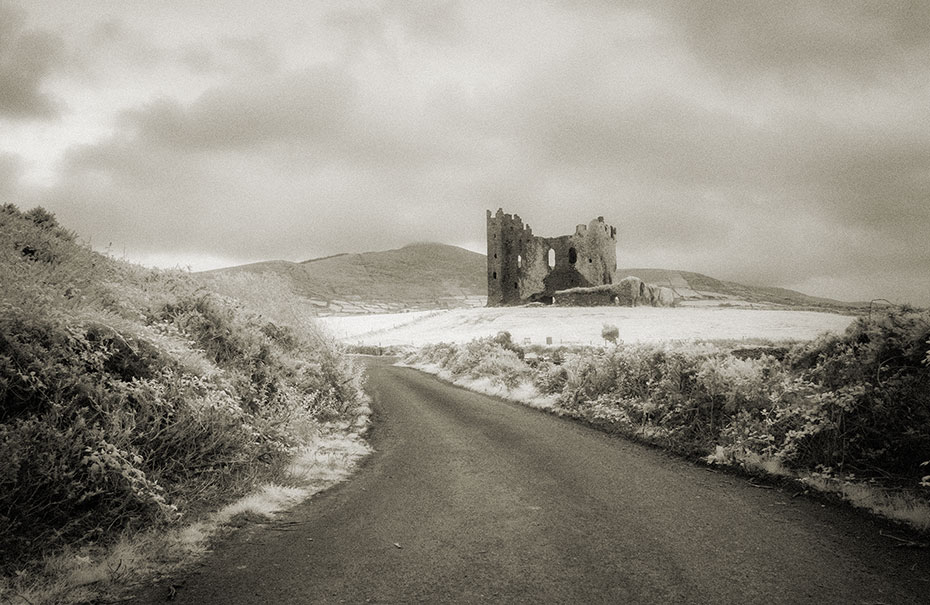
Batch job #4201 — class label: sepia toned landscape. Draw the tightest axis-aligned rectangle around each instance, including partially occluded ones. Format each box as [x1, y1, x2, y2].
[3, 2, 930, 604]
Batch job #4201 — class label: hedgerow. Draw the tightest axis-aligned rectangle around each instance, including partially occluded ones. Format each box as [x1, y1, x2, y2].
[0, 204, 364, 571]
[405, 311, 930, 492]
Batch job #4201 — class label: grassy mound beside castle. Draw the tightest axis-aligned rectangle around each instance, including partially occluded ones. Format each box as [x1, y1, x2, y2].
[0, 204, 366, 573]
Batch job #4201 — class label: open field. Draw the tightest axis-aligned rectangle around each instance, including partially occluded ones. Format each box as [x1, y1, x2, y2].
[318, 306, 857, 347]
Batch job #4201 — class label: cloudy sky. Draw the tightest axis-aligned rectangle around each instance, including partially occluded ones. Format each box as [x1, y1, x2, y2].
[2, 1, 929, 304]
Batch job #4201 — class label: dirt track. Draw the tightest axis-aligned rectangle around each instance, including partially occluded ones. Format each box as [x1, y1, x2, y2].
[131, 357, 929, 603]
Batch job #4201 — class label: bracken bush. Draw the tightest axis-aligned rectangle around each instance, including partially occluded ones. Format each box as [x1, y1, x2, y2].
[416, 332, 530, 390]
[404, 309, 930, 489]
[779, 309, 930, 475]
[0, 204, 364, 571]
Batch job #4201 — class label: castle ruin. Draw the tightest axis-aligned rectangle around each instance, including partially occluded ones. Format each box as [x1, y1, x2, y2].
[487, 208, 618, 306]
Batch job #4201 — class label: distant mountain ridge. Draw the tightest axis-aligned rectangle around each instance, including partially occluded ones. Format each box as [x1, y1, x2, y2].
[204, 243, 860, 315]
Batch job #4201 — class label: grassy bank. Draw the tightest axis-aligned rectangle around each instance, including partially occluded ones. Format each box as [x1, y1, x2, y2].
[403, 315, 930, 530]
[0, 205, 369, 600]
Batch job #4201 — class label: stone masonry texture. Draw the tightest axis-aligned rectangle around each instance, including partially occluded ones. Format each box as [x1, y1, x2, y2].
[486, 208, 618, 306]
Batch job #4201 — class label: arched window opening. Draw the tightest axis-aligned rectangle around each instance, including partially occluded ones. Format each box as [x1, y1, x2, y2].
[588, 258, 592, 263]
[568, 247, 577, 264]
[547, 248, 555, 269]
[492, 271, 497, 279]
[517, 254, 522, 268]
[493, 253, 497, 259]
[514, 282, 518, 289]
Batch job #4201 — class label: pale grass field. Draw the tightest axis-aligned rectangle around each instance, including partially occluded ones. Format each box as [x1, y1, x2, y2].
[320, 306, 857, 347]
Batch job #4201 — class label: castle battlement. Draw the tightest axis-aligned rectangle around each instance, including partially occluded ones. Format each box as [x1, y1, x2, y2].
[487, 208, 618, 306]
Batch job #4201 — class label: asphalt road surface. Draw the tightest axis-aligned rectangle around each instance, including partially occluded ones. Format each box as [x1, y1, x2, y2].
[132, 357, 930, 603]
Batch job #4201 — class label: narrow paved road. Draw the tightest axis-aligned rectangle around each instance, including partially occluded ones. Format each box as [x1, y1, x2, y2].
[133, 358, 930, 603]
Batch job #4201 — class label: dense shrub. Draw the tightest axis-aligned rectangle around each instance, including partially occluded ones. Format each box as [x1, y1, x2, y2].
[780, 309, 930, 475]
[470, 347, 530, 389]
[416, 334, 530, 389]
[533, 362, 568, 394]
[601, 324, 619, 344]
[0, 205, 363, 571]
[405, 307, 930, 486]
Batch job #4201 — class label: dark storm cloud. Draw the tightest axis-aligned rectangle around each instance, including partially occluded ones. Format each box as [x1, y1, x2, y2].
[513, 86, 768, 188]
[123, 68, 355, 151]
[37, 58, 491, 262]
[641, 0, 930, 80]
[115, 64, 476, 170]
[0, 3, 63, 119]
[776, 119, 930, 232]
[70, 19, 278, 84]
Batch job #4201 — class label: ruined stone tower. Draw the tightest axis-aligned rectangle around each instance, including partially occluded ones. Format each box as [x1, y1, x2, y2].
[486, 208, 618, 306]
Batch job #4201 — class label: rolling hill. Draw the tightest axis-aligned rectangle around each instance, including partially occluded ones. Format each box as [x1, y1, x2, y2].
[204, 243, 488, 314]
[203, 243, 861, 315]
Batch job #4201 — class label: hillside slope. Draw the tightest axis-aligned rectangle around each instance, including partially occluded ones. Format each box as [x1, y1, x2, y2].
[205, 245, 860, 315]
[0, 204, 363, 574]
[620, 268, 863, 312]
[207, 243, 487, 314]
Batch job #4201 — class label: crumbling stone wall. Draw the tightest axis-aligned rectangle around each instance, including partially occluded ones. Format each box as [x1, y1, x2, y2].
[487, 208, 618, 306]
[552, 277, 678, 307]
[550, 284, 619, 306]
[614, 276, 648, 306]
